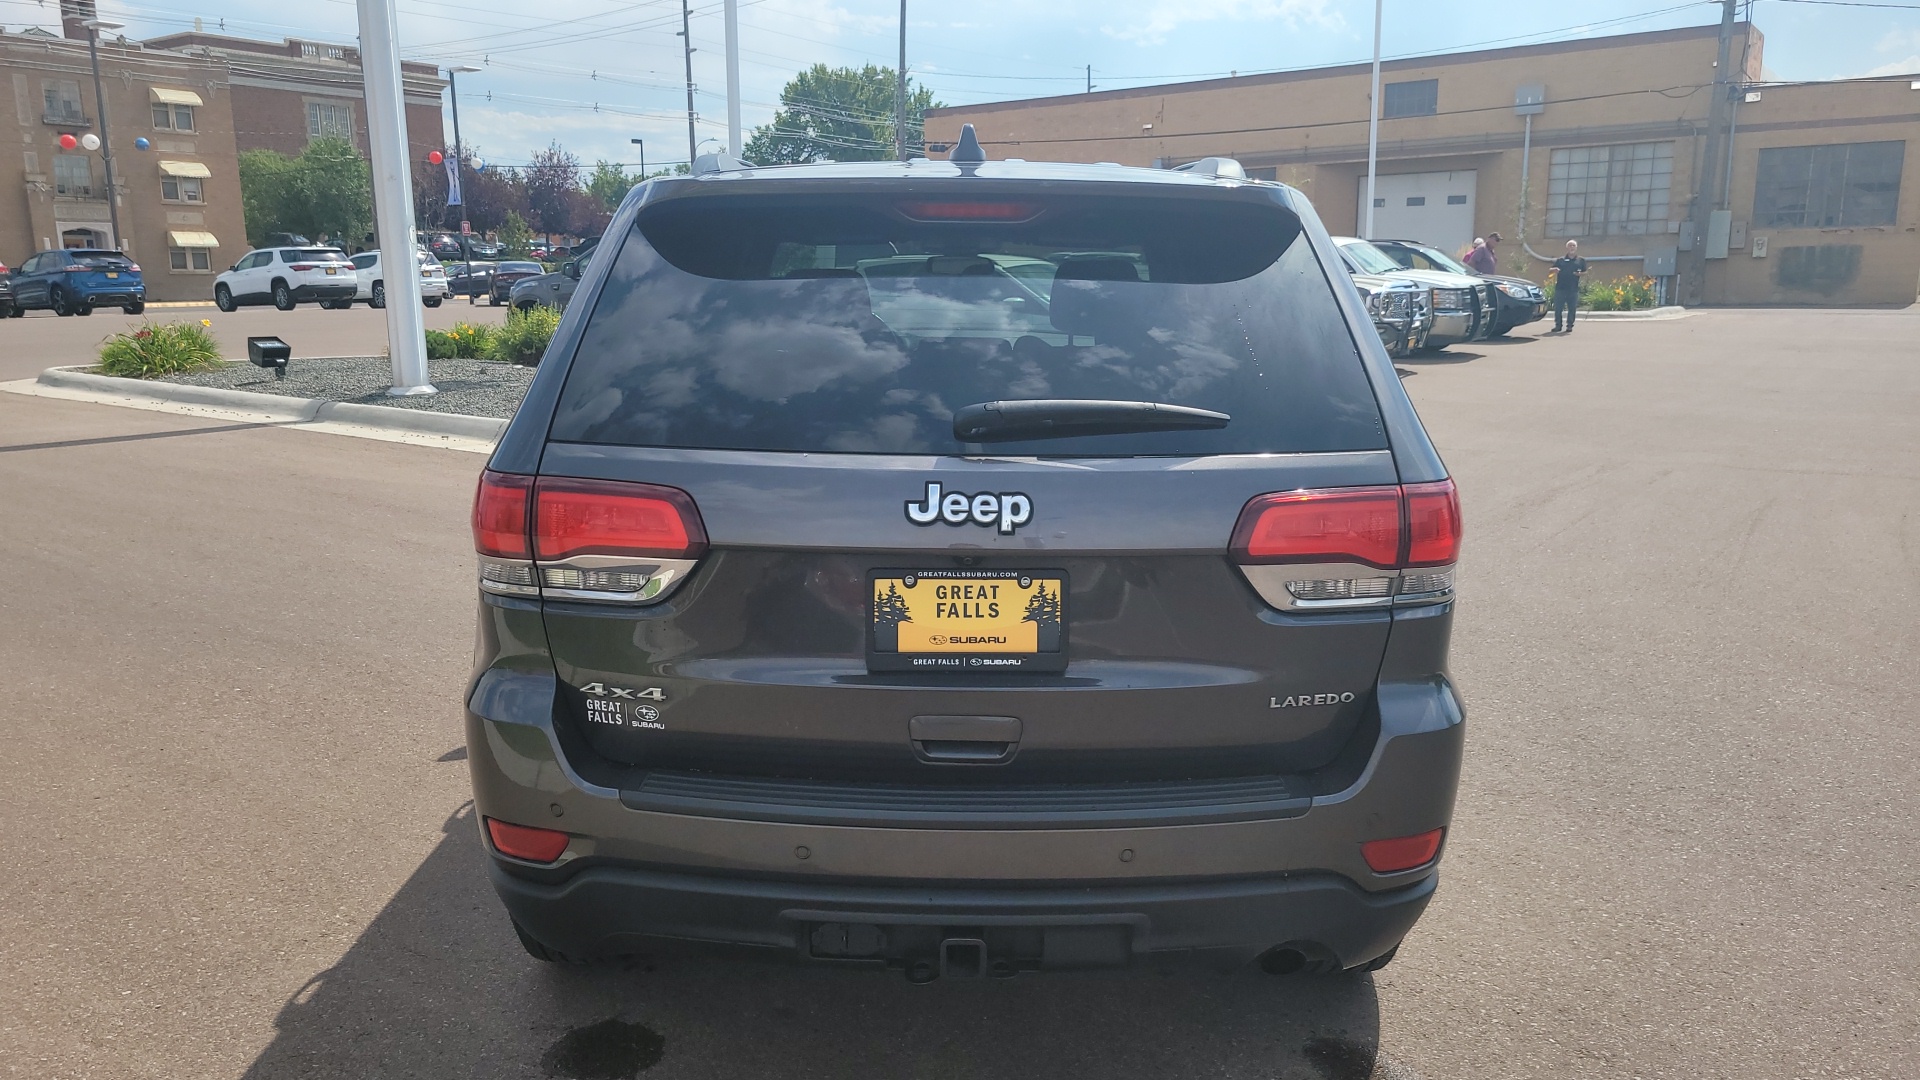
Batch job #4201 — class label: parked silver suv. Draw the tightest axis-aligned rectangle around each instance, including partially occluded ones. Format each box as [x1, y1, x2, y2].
[465, 133, 1466, 981]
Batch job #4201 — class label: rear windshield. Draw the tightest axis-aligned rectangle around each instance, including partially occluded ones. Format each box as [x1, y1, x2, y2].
[499, 262, 543, 274]
[71, 252, 133, 269]
[1337, 241, 1405, 276]
[283, 248, 345, 263]
[552, 192, 1385, 456]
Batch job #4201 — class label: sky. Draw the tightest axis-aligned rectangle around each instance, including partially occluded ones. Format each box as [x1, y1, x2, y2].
[4, 0, 1917, 171]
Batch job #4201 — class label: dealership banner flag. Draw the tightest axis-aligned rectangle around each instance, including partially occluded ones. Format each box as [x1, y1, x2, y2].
[445, 156, 463, 206]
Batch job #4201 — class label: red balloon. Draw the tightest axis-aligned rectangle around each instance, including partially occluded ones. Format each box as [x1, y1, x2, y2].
[59, 133, 77, 150]
[428, 150, 444, 165]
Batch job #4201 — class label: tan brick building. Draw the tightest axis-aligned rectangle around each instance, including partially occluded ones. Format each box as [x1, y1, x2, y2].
[926, 24, 1920, 307]
[2, 27, 247, 301]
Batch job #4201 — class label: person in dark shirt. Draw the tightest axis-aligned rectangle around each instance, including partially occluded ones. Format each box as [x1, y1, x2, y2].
[1550, 240, 1587, 333]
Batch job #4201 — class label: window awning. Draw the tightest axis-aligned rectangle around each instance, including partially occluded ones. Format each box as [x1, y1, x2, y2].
[158, 160, 212, 178]
[149, 87, 204, 107]
[167, 230, 220, 248]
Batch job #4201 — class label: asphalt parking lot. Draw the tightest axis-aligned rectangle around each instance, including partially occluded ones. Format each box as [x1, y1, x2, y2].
[1, 308, 1916, 1079]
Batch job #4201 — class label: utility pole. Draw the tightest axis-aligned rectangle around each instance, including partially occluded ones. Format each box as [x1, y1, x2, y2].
[680, 0, 697, 165]
[1683, 0, 1739, 307]
[1363, 0, 1382, 239]
[356, 0, 434, 395]
[82, 19, 123, 250]
[1086, 65, 1092, 94]
[895, 0, 907, 159]
[723, 0, 742, 155]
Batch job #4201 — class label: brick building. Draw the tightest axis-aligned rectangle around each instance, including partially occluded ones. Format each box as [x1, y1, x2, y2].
[2, 26, 247, 301]
[140, 31, 445, 165]
[925, 24, 1920, 307]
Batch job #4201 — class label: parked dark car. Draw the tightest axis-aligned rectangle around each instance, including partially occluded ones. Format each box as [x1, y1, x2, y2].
[1371, 239, 1546, 337]
[487, 261, 546, 306]
[446, 261, 497, 302]
[467, 143, 1465, 979]
[427, 234, 466, 261]
[0, 259, 17, 318]
[509, 237, 598, 312]
[468, 239, 505, 260]
[10, 249, 145, 316]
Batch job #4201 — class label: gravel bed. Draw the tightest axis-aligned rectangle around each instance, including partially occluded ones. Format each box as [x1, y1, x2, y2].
[154, 356, 536, 418]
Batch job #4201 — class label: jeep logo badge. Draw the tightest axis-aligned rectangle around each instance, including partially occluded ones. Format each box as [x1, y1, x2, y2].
[905, 481, 1033, 535]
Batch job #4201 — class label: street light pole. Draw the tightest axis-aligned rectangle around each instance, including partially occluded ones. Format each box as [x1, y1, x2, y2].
[356, 0, 434, 395]
[82, 19, 124, 250]
[895, 0, 907, 160]
[679, 0, 697, 165]
[630, 138, 645, 178]
[1363, 0, 1381, 240]
[447, 64, 480, 278]
[723, 0, 741, 155]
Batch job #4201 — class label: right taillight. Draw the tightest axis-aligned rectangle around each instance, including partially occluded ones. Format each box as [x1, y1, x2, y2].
[1231, 478, 1461, 611]
[472, 471, 707, 605]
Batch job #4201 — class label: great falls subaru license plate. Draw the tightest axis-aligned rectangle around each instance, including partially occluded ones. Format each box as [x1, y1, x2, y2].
[868, 569, 1067, 673]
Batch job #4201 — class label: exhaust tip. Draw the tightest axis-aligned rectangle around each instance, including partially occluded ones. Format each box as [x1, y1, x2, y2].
[1258, 947, 1309, 975]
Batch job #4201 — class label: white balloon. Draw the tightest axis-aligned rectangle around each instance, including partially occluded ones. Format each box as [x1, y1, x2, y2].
[80, 133, 101, 151]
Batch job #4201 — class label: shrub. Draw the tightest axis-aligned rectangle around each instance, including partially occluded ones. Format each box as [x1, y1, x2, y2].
[486, 305, 562, 366]
[1580, 274, 1657, 311]
[98, 320, 223, 377]
[425, 322, 496, 360]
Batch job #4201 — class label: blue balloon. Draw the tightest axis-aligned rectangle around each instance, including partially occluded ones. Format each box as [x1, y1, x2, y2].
[133, 137, 150, 151]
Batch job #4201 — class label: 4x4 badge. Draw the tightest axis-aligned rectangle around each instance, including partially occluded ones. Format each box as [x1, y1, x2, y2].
[905, 481, 1033, 535]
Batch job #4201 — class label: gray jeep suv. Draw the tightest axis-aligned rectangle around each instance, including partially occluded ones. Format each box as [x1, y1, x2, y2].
[466, 132, 1465, 980]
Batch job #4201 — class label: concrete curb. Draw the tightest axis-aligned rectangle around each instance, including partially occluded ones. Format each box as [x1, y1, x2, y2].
[1576, 305, 1691, 320]
[25, 366, 507, 450]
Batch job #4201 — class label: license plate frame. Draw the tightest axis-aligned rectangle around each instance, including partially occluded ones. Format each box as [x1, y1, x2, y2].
[325, 267, 337, 275]
[868, 569, 1067, 673]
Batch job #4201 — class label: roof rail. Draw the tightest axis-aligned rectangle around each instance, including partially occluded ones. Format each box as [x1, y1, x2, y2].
[1171, 156, 1247, 180]
[691, 152, 754, 176]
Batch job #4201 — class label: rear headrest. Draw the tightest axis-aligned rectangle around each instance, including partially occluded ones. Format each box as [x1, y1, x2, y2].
[1054, 256, 1143, 283]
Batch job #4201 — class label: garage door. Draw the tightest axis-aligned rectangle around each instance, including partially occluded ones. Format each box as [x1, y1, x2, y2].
[1357, 171, 1478, 257]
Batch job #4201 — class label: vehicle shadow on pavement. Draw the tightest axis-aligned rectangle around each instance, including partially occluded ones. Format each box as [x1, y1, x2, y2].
[240, 805, 1385, 1080]
[1398, 350, 1486, 365]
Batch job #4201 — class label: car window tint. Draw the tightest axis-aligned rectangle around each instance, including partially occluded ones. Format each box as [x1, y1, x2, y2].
[552, 191, 1385, 457]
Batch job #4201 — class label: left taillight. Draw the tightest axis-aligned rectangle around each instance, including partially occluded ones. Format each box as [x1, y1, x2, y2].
[473, 471, 707, 605]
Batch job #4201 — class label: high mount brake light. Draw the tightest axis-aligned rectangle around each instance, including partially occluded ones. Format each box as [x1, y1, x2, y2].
[533, 477, 707, 561]
[895, 201, 1043, 222]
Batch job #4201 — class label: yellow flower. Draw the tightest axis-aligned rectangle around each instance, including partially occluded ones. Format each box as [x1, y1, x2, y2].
[201, 318, 212, 327]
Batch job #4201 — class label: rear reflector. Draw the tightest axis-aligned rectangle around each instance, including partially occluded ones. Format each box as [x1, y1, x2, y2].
[896, 201, 1042, 222]
[1232, 487, 1402, 568]
[486, 818, 570, 863]
[472, 470, 533, 559]
[533, 477, 708, 561]
[1361, 828, 1444, 873]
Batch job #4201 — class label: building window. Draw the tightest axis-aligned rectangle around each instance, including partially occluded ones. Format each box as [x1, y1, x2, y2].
[1382, 79, 1438, 119]
[1447, 194, 1467, 205]
[1547, 141, 1673, 237]
[42, 79, 86, 123]
[152, 103, 196, 132]
[53, 154, 93, 196]
[307, 101, 353, 141]
[169, 247, 213, 272]
[1405, 196, 1426, 206]
[1753, 141, 1904, 229]
[161, 176, 204, 203]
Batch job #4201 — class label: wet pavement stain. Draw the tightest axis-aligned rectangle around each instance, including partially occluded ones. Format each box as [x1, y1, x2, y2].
[541, 1018, 665, 1079]
[1303, 1035, 1376, 1080]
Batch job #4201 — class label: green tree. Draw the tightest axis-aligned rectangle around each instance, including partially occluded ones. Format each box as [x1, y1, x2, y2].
[236, 138, 372, 247]
[743, 64, 942, 165]
[585, 160, 633, 213]
[497, 210, 534, 258]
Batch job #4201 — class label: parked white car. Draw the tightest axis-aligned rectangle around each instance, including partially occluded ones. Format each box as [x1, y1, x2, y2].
[331, 250, 449, 309]
[213, 247, 357, 312]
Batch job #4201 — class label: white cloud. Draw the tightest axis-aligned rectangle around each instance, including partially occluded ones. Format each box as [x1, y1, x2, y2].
[1857, 55, 1920, 78]
[1873, 28, 1920, 54]
[1100, 0, 1341, 46]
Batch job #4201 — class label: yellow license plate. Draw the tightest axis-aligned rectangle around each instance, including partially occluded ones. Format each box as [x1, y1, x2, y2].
[325, 267, 337, 275]
[869, 570, 1066, 673]
[105, 272, 118, 278]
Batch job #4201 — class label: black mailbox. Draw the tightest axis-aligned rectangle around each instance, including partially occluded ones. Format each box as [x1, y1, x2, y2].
[247, 336, 291, 380]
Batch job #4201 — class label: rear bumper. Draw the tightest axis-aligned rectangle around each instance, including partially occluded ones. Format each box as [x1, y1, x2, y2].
[291, 282, 356, 301]
[78, 287, 144, 305]
[493, 860, 1435, 970]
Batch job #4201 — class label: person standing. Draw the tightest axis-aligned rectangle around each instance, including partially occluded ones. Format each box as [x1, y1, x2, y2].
[1463, 237, 1495, 274]
[1551, 240, 1587, 333]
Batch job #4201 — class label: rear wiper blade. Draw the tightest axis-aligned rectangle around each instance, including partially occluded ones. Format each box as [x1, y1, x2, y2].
[953, 399, 1230, 442]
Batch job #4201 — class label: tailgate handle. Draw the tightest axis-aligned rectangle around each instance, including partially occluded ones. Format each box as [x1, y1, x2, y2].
[910, 715, 1021, 765]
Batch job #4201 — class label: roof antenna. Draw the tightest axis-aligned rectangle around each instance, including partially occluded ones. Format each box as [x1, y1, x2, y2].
[949, 123, 986, 166]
